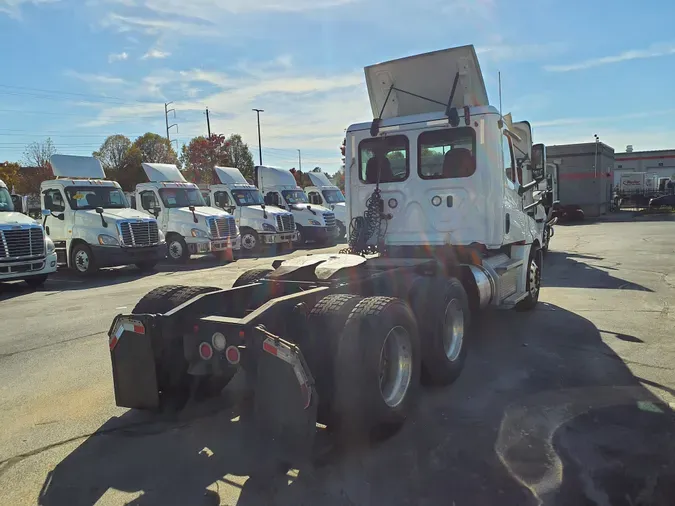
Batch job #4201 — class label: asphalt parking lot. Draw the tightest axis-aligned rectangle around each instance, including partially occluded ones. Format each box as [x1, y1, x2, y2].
[1, 218, 674, 506]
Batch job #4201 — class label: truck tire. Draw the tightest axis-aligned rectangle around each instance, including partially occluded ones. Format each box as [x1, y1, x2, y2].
[71, 243, 97, 276]
[232, 268, 274, 288]
[332, 296, 421, 434]
[410, 277, 470, 386]
[166, 234, 189, 264]
[305, 294, 364, 423]
[516, 246, 542, 311]
[132, 285, 231, 408]
[240, 228, 260, 254]
[294, 225, 306, 246]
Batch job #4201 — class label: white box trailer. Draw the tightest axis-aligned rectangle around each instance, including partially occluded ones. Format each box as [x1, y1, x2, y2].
[618, 172, 646, 193]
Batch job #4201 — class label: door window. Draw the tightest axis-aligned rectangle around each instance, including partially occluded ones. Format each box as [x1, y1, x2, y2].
[214, 191, 231, 208]
[43, 189, 66, 212]
[502, 133, 516, 187]
[140, 191, 159, 212]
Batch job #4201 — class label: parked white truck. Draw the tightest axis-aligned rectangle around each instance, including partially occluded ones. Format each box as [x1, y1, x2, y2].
[0, 178, 57, 287]
[206, 166, 297, 254]
[41, 155, 166, 276]
[303, 171, 347, 238]
[135, 163, 240, 263]
[108, 45, 553, 455]
[255, 165, 338, 246]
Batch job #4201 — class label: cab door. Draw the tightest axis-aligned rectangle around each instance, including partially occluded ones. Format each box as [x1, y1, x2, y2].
[138, 190, 167, 232]
[42, 187, 69, 243]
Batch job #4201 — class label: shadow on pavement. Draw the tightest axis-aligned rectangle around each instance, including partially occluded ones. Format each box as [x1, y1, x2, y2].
[545, 251, 653, 292]
[35, 302, 675, 506]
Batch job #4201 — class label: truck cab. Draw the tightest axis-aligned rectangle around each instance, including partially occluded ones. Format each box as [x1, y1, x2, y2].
[304, 171, 347, 239]
[41, 155, 166, 276]
[207, 166, 297, 254]
[255, 165, 338, 246]
[0, 178, 57, 287]
[135, 163, 240, 263]
[345, 44, 547, 307]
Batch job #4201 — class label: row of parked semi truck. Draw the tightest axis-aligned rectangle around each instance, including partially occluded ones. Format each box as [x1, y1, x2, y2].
[0, 155, 347, 287]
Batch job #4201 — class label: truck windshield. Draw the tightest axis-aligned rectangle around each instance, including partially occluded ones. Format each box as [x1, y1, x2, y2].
[282, 190, 309, 204]
[159, 188, 206, 208]
[322, 189, 345, 204]
[65, 187, 128, 210]
[231, 189, 264, 206]
[0, 187, 15, 212]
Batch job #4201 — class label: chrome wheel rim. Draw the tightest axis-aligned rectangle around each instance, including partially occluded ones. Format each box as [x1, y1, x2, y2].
[74, 250, 89, 272]
[529, 257, 541, 297]
[242, 233, 256, 250]
[169, 240, 183, 260]
[443, 299, 464, 362]
[379, 325, 413, 408]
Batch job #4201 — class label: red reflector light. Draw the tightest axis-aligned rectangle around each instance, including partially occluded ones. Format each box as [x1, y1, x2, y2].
[133, 324, 145, 335]
[239, 330, 245, 338]
[262, 340, 278, 356]
[199, 342, 213, 360]
[193, 324, 200, 333]
[225, 346, 240, 364]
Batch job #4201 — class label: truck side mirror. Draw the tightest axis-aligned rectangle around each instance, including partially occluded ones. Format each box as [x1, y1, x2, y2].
[531, 143, 546, 182]
[152, 207, 161, 218]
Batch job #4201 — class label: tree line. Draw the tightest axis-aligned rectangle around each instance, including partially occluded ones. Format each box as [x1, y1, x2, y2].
[0, 131, 345, 195]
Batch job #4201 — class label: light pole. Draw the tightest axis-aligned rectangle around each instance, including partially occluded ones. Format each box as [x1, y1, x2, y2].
[593, 134, 599, 179]
[252, 108, 264, 165]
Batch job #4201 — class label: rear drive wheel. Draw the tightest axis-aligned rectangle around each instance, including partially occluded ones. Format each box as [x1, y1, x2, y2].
[24, 275, 48, 288]
[410, 277, 470, 386]
[332, 296, 420, 435]
[132, 285, 232, 409]
[516, 246, 542, 311]
[71, 243, 97, 276]
[305, 294, 364, 423]
[167, 235, 189, 264]
[294, 225, 306, 246]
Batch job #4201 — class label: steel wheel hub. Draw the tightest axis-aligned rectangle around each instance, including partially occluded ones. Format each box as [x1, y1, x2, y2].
[379, 325, 413, 408]
[242, 233, 256, 250]
[75, 250, 89, 272]
[169, 241, 183, 259]
[443, 298, 464, 361]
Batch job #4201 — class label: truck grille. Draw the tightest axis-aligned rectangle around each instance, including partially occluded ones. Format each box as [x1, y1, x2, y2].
[0, 227, 45, 260]
[323, 212, 336, 228]
[119, 221, 160, 247]
[275, 213, 295, 232]
[209, 216, 237, 238]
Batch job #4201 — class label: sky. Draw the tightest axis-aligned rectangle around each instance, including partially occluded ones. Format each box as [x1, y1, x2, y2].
[1, 0, 675, 174]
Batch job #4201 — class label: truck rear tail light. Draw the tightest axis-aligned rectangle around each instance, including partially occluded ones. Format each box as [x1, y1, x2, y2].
[199, 342, 213, 360]
[225, 346, 240, 364]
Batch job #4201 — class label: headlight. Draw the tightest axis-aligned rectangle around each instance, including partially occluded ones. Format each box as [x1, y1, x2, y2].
[98, 234, 119, 246]
[309, 219, 321, 226]
[191, 228, 209, 238]
[45, 236, 55, 254]
[262, 223, 276, 232]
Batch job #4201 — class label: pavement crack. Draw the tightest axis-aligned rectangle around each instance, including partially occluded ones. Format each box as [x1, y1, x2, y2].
[0, 331, 105, 359]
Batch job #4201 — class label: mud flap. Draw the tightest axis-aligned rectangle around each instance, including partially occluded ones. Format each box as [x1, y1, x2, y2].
[252, 326, 318, 464]
[109, 315, 160, 410]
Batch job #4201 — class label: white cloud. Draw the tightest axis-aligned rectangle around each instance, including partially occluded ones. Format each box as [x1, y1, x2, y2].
[108, 51, 129, 62]
[0, 0, 57, 18]
[65, 70, 127, 86]
[532, 109, 675, 129]
[142, 48, 170, 59]
[544, 43, 675, 72]
[477, 42, 567, 63]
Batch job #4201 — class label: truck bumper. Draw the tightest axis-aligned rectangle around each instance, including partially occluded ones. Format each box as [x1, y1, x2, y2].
[188, 236, 241, 254]
[303, 226, 338, 242]
[261, 231, 298, 244]
[0, 251, 58, 281]
[90, 244, 168, 268]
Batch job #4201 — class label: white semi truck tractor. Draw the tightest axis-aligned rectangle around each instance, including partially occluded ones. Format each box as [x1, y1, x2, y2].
[41, 155, 166, 276]
[0, 178, 57, 287]
[107, 45, 553, 456]
[254, 165, 338, 246]
[207, 166, 297, 254]
[304, 171, 348, 239]
[135, 163, 240, 263]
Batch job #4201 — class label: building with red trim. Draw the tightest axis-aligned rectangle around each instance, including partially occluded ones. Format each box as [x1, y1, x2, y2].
[614, 148, 675, 186]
